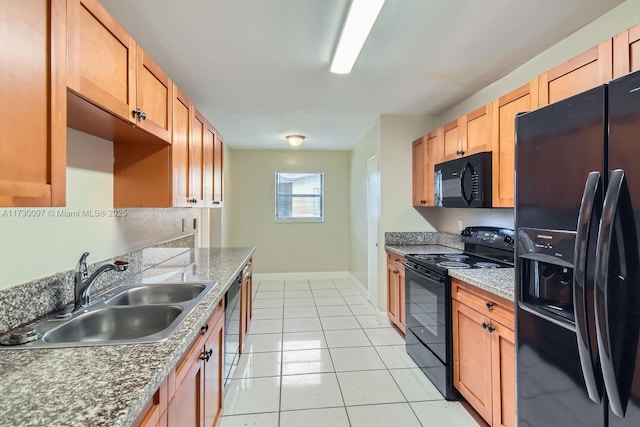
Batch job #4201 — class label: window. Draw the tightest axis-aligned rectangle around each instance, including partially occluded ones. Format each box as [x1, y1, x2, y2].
[275, 172, 324, 222]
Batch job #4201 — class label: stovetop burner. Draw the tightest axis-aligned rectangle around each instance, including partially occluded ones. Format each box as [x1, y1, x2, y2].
[436, 261, 471, 269]
[413, 254, 439, 261]
[442, 254, 469, 260]
[475, 262, 501, 269]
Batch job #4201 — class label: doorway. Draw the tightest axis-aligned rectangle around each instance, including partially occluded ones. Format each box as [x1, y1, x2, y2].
[367, 155, 380, 307]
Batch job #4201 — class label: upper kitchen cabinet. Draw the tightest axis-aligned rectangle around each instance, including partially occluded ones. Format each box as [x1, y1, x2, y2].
[462, 103, 493, 156]
[443, 119, 463, 161]
[0, 0, 66, 207]
[412, 137, 426, 206]
[66, 0, 172, 144]
[491, 80, 538, 208]
[538, 40, 612, 107]
[204, 122, 224, 208]
[190, 108, 206, 206]
[135, 46, 172, 142]
[172, 85, 193, 207]
[425, 128, 444, 205]
[613, 23, 640, 78]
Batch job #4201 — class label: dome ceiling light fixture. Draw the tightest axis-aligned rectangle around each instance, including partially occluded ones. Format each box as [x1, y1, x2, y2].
[286, 135, 305, 147]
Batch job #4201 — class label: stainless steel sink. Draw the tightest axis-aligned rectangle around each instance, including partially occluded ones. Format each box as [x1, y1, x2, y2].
[0, 281, 217, 349]
[107, 283, 207, 306]
[42, 305, 183, 344]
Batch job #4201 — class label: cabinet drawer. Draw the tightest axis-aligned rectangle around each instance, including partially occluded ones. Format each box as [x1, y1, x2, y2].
[386, 251, 405, 265]
[452, 279, 514, 329]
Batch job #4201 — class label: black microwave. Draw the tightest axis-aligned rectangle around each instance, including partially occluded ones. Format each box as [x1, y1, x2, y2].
[434, 151, 492, 208]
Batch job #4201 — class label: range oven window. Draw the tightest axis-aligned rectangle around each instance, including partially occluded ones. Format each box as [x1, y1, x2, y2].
[405, 266, 447, 362]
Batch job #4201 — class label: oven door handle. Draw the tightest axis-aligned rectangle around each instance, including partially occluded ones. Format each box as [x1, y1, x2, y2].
[402, 261, 446, 283]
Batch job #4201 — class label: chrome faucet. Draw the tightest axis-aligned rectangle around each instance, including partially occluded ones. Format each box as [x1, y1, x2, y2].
[74, 252, 129, 309]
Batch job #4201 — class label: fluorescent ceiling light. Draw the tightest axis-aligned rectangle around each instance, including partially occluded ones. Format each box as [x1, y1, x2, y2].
[330, 0, 386, 74]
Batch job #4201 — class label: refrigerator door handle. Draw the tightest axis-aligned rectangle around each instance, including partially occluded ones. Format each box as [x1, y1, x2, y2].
[594, 168, 640, 418]
[573, 171, 602, 403]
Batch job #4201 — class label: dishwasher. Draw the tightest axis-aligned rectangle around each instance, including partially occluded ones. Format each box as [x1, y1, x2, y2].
[223, 272, 241, 389]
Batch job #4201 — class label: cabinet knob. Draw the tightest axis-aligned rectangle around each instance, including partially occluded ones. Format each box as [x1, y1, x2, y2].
[460, 150, 465, 156]
[140, 111, 147, 120]
[486, 301, 494, 310]
[200, 324, 209, 335]
[482, 322, 488, 329]
[132, 108, 141, 119]
[487, 325, 496, 333]
[193, 198, 198, 204]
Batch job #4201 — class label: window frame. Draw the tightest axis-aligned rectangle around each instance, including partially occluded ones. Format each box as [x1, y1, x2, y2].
[274, 171, 325, 223]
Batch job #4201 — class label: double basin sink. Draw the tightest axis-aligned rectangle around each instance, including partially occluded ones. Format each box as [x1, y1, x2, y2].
[0, 282, 216, 349]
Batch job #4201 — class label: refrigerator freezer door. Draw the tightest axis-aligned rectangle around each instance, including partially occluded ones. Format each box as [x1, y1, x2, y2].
[605, 70, 640, 426]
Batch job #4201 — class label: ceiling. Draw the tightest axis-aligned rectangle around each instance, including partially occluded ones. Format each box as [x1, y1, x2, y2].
[100, 0, 623, 151]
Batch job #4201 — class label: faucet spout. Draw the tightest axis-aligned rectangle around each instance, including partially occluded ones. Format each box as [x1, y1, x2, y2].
[74, 254, 129, 310]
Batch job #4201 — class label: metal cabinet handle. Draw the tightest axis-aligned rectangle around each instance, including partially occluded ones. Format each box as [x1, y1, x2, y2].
[487, 325, 495, 333]
[200, 324, 209, 335]
[481, 322, 488, 329]
[199, 348, 213, 362]
[485, 301, 494, 310]
[140, 111, 147, 120]
[132, 108, 141, 119]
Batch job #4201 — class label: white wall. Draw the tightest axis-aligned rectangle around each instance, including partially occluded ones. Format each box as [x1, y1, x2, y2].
[229, 149, 350, 273]
[0, 129, 197, 290]
[441, 0, 640, 123]
[349, 123, 380, 287]
[417, 208, 514, 234]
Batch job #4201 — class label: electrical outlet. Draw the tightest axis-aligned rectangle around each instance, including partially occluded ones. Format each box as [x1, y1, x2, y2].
[181, 219, 186, 232]
[458, 219, 464, 232]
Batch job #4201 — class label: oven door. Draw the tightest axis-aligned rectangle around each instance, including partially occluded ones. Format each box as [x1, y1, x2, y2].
[404, 262, 447, 362]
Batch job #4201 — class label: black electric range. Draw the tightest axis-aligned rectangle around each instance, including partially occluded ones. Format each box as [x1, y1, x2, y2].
[403, 226, 514, 401]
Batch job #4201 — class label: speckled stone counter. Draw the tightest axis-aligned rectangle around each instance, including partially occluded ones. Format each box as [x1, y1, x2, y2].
[448, 268, 515, 302]
[0, 247, 254, 427]
[384, 244, 460, 256]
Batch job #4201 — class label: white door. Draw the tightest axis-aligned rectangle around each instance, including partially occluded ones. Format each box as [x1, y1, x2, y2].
[367, 156, 380, 307]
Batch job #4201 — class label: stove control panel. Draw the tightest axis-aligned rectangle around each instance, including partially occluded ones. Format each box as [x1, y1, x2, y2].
[461, 226, 515, 250]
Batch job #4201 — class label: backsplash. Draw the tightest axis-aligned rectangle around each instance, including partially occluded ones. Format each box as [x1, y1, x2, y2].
[384, 232, 464, 250]
[0, 235, 195, 334]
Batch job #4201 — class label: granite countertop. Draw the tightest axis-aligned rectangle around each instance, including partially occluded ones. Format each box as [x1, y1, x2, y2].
[0, 247, 255, 427]
[384, 244, 461, 256]
[448, 268, 515, 302]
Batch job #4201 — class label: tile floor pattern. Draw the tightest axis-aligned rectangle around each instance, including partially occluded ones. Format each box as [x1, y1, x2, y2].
[221, 277, 479, 427]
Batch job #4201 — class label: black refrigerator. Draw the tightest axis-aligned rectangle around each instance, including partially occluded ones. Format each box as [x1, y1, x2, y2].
[515, 70, 640, 427]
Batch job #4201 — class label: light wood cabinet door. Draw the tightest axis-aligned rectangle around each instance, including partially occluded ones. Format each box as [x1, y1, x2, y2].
[613, 23, 640, 78]
[412, 137, 427, 206]
[172, 85, 192, 207]
[213, 135, 224, 206]
[190, 109, 206, 206]
[203, 124, 215, 207]
[539, 40, 612, 107]
[425, 128, 444, 206]
[136, 46, 172, 142]
[170, 343, 204, 427]
[462, 103, 492, 156]
[491, 80, 538, 208]
[203, 314, 224, 427]
[491, 321, 516, 427]
[452, 300, 493, 424]
[398, 264, 406, 333]
[387, 260, 400, 325]
[239, 262, 252, 353]
[443, 119, 462, 161]
[67, 0, 136, 122]
[0, 0, 66, 207]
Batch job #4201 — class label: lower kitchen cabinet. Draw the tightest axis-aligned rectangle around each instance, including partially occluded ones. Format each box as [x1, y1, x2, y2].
[386, 251, 406, 333]
[451, 279, 515, 427]
[239, 259, 253, 353]
[134, 300, 224, 427]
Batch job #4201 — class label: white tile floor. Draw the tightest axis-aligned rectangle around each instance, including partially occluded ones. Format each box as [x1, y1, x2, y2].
[221, 277, 480, 427]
